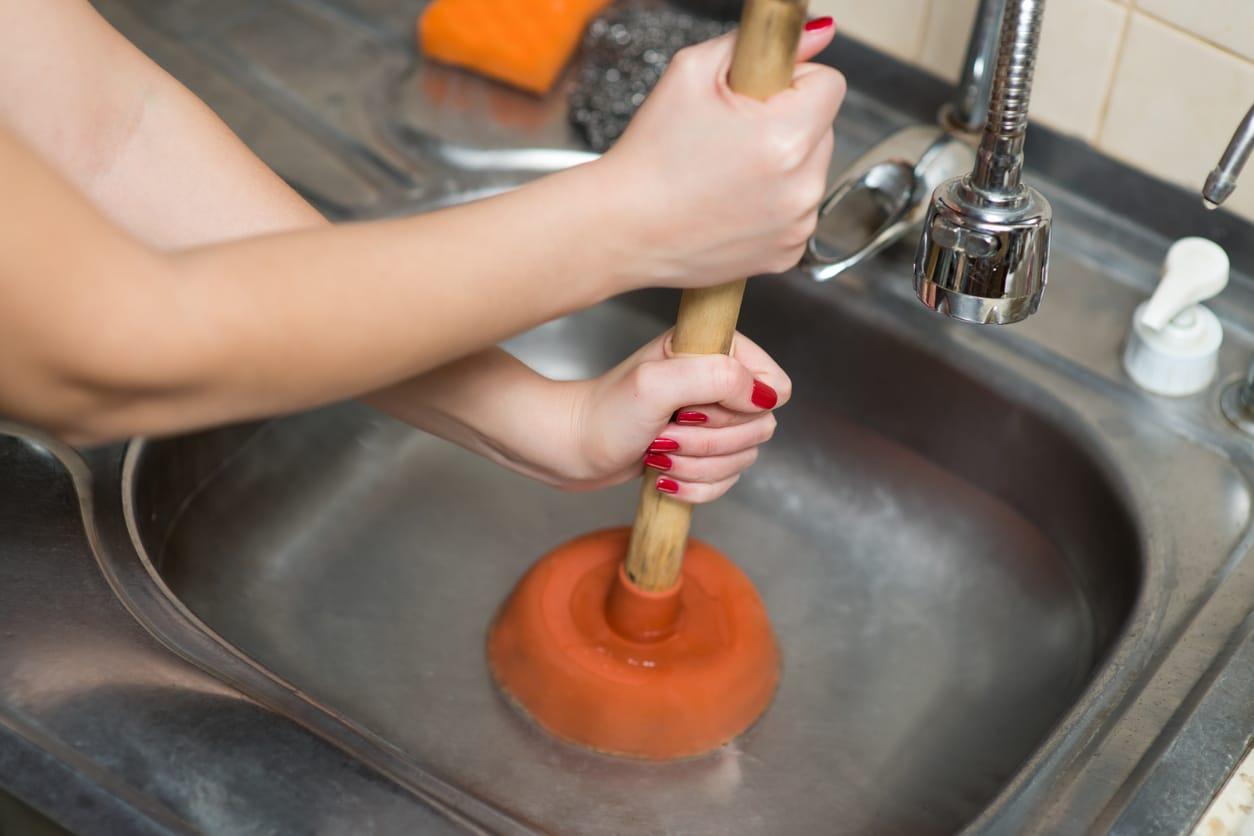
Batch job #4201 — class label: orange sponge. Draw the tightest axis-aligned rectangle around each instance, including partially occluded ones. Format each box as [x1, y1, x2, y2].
[418, 0, 611, 95]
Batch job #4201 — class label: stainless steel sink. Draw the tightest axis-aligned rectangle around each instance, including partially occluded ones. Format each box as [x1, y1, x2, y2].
[124, 281, 1141, 833]
[0, 1, 1250, 834]
[104, 220, 1254, 831]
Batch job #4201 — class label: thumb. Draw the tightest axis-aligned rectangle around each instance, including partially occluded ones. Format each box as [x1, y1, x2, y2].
[672, 30, 737, 76]
[795, 17, 836, 63]
[632, 354, 767, 423]
[678, 21, 834, 95]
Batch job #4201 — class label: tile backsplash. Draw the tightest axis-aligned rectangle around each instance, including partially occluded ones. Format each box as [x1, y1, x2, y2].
[812, 0, 1254, 224]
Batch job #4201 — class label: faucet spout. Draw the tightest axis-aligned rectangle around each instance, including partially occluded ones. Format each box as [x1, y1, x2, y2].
[947, 0, 1009, 133]
[1202, 104, 1254, 210]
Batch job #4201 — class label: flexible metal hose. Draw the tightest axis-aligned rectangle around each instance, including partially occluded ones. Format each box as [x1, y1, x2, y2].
[972, 0, 1045, 195]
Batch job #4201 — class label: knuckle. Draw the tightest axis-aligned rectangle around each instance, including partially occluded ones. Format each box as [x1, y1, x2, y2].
[761, 127, 807, 173]
[691, 458, 718, 482]
[768, 245, 804, 274]
[759, 412, 778, 440]
[789, 214, 817, 247]
[763, 254, 787, 275]
[787, 242, 807, 268]
[680, 481, 708, 503]
[711, 452, 744, 479]
[803, 175, 828, 212]
[829, 69, 849, 101]
[698, 463, 724, 484]
[709, 476, 739, 502]
[741, 447, 761, 470]
[815, 67, 847, 106]
[665, 458, 690, 481]
[707, 355, 743, 397]
[819, 127, 836, 156]
[698, 433, 721, 457]
[800, 212, 820, 243]
[630, 361, 663, 399]
[669, 45, 700, 77]
[697, 482, 724, 504]
[787, 184, 815, 219]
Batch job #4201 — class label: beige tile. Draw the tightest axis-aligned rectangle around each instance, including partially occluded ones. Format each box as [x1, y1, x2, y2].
[809, 0, 931, 62]
[1099, 13, 1254, 223]
[1136, 0, 1254, 62]
[1030, 0, 1128, 141]
[913, 0, 1127, 140]
[917, 0, 980, 82]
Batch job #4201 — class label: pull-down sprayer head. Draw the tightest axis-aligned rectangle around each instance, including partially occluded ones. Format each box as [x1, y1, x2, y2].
[915, 0, 1052, 325]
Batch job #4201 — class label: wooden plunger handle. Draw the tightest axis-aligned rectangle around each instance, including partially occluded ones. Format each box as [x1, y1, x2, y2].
[624, 0, 809, 591]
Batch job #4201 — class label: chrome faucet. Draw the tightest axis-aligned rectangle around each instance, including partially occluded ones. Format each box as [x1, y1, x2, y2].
[1222, 362, 1254, 437]
[1203, 104, 1254, 210]
[945, 0, 1008, 133]
[1210, 103, 1254, 436]
[804, 0, 1052, 326]
[914, 0, 1051, 324]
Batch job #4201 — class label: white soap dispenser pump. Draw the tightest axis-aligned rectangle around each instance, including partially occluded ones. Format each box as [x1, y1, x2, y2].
[1123, 237, 1229, 397]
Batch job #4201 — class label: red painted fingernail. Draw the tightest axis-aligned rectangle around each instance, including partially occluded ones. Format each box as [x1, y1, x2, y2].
[751, 380, 778, 409]
[644, 453, 672, 471]
[676, 411, 708, 425]
[649, 437, 680, 452]
[656, 477, 680, 494]
[804, 16, 833, 32]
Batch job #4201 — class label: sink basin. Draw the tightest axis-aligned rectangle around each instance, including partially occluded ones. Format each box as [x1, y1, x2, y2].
[126, 282, 1141, 834]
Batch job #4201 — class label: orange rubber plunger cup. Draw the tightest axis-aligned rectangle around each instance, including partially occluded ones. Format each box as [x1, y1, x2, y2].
[487, 528, 779, 759]
[486, 0, 805, 760]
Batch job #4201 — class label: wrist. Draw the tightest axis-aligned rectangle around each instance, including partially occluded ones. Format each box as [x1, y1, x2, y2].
[470, 370, 600, 490]
[569, 155, 659, 296]
[523, 376, 621, 491]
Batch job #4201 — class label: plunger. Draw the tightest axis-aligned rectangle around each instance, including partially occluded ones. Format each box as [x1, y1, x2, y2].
[487, 0, 807, 760]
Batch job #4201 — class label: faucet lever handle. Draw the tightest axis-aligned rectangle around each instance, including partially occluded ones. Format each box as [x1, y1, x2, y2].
[1141, 237, 1230, 331]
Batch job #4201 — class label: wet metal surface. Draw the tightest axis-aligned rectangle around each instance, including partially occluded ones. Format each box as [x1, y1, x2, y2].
[0, 431, 463, 835]
[133, 294, 1117, 834]
[0, 0, 1252, 833]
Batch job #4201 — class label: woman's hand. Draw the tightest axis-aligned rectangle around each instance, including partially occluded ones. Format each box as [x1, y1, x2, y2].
[564, 330, 791, 502]
[596, 19, 846, 290]
[368, 333, 790, 504]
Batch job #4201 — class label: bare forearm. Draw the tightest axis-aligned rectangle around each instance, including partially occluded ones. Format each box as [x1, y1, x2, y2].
[0, 1, 596, 451]
[0, 0, 322, 247]
[0, 128, 620, 442]
[366, 350, 587, 487]
[160, 163, 619, 419]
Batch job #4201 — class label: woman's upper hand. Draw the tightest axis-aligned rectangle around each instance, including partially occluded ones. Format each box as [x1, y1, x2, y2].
[597, 19, 845, 290]
[564, 330, 791, 503]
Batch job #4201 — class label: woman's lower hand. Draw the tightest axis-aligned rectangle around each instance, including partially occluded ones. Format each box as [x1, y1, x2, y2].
[562, 330, 790, 502]
[596, 18, 845, 290]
